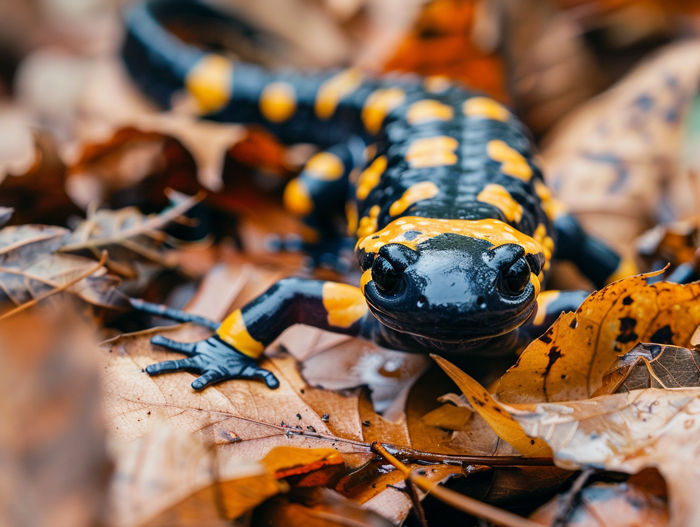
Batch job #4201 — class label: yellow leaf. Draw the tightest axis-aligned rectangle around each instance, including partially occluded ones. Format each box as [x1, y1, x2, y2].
[497, 272, 700, 404]
[432, 355, 552, 457]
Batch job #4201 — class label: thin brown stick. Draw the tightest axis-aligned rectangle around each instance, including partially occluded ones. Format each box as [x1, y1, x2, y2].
[372, 443, 544, 527]
[59, 191, 204, 253]
[0, 251, 108, 321]
[552, 468, 594, 527]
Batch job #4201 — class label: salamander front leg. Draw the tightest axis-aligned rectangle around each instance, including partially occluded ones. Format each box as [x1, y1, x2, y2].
[136, 277, 368, 389]
[283, 138, 365, 270]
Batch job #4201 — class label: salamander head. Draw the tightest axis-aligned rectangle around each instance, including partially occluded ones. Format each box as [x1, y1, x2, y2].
[357, 218, 547, 344]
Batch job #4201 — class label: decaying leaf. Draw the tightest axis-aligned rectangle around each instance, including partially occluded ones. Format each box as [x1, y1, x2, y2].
[108, 420, 280, 527]
[530, 481, 669, 527]
[505, 388, 700, 527]
[253, 488, 395, 527]
[497, 272, 700, 404]
[60, 193, 201, 278]
[101, 323, 463, 525]
[0, 223, 128, 313]
[594, 342, 700, 396]
[542, 40, 700, 257]
[433, 355, 552, 458]
[0, 306, 109, 527]
[109, 418, 354, 527]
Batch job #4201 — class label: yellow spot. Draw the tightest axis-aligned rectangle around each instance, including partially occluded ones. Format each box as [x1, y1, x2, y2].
[476, 184, 523, 223]
[283, 179, 313, 216]
[185, 54, 233, 114]
[346, 201, 358, 235]
[534, 180, 566, 221]
[606, 258, 640, 284]
[530, 273, 541, 298]
[389, 181, 439, 216]
[532, 224, 554, 267]
[357, 205, 381, 238]
[463, 97, 510, 122]
[315, 69, 363, 119]
[216, 309, 264, 358]
[260, 81, 297, 122]
[357, 217, 546, 263]
[360, 269, 372, 293]
[406, 100, 454, 124]
[406, 136, 458, 168]
[322, 282, 367, 328]
[356, 156, 387, 200]
[533, 291, 561, 326]
[487, 140, 532, 181]
[362, 88, 406, 135]
[305, 152, 345, 181]
[423, 76, 451, 93]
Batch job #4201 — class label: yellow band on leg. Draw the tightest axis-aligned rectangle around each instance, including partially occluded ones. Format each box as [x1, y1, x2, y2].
[216, 309, 265, 358]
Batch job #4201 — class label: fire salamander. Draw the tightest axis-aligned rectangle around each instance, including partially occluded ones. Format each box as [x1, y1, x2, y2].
[124, 0, 638, 389]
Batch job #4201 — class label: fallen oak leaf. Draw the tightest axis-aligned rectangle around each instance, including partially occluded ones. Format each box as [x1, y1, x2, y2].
[497, 271, 700, 404]
[593, 342, 700, 396]
[504, 388, 700, 527]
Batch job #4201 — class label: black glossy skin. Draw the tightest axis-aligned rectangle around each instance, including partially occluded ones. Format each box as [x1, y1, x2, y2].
[125, 0, 629, 389]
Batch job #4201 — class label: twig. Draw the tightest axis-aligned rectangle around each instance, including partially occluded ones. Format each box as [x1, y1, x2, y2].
[551, 468, 594, 527]
[405, 477, 429, 527]
[59, 191, 205, 253]
[372, 443, 544, 527]
[0, 251, 108, 321]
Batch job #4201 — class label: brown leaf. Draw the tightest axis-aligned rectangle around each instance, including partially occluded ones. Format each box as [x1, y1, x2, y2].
[541, 40, 700, 256]
[433, 355, 552, 457]
[60, 195, 200, 277]
[253, 488, 394, 527]
[102, 323, 465, 524]
[594, 342, 700, 396]
[506, 388, 700, 527]
[108, 419, 280, 527]
[529, 481, 669, 527]
[497, 272, 700, 404]
[0, 306, 109, 527]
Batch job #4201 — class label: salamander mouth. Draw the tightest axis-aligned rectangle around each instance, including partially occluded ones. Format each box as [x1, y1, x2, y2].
[365, 294, 537, 343]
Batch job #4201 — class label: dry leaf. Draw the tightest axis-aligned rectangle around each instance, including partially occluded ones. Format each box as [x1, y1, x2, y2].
[108, 420, 280, 527]
[0, 306, 108, 527]
[594, 342, 700, 396]
[60, 195, 200, 278]
[530, 481, 669, 527]
[541, 40, 700, 257]
[109, 420, 351, 527]
[433, 355, 552, 457]
[497, 272, 700, 404]
[505, 388, 700, 527]
[101, 323, 460, 525]
[253, 488, 395, 527]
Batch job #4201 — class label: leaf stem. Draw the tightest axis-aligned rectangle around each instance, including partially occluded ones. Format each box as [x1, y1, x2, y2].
[0, 250, 108, 320]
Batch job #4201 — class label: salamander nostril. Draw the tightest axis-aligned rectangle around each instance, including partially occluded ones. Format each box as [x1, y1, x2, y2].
[417, 295, 427, 307]
[476, 295, 486, 309]
[499, 257, 531, 296]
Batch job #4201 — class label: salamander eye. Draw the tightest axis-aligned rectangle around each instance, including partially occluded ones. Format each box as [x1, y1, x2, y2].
[500, 257, 530, 296]
[371, 255, 402, 294]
